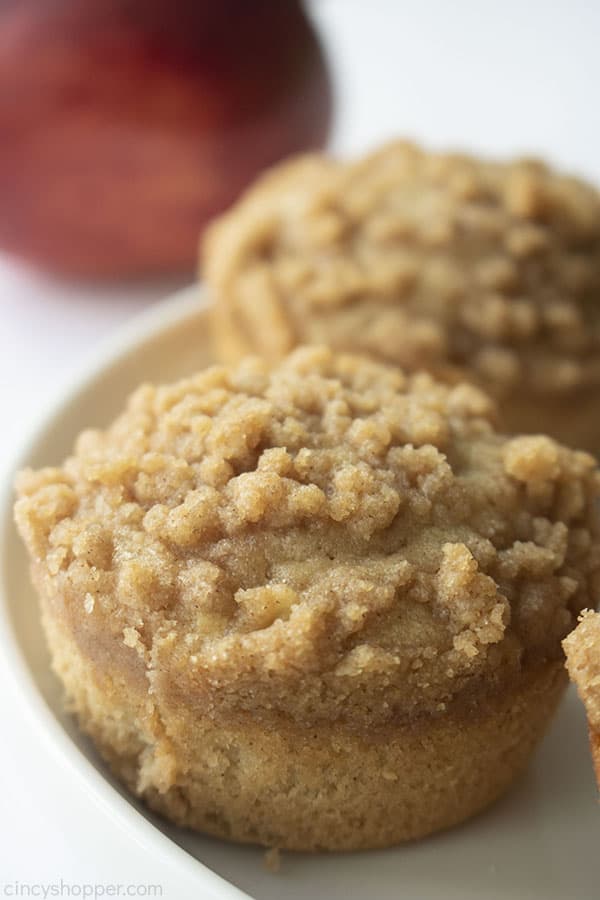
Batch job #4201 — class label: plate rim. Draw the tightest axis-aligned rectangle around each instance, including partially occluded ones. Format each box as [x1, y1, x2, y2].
[0, 284, 251, 900]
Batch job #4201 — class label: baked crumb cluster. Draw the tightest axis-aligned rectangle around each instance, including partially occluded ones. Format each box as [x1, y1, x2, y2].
[206, 141, 600, 397]
[15, 347, 600, 727]
[564, 610, 600, 733]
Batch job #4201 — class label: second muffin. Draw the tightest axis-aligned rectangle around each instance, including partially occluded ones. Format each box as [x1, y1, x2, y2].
[205, 141, 600, 453]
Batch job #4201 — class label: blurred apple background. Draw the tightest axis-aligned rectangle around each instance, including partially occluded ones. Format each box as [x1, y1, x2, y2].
[0, 0, 332, 278]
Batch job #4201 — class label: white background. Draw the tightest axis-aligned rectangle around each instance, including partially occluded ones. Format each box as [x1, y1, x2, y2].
[1, 0, 599, 893]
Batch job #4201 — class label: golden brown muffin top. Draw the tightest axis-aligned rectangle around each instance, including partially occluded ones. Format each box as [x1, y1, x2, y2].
[205, 141, 600, 397]
[15, 348, 600, 727]
[564, 610, 600, 732]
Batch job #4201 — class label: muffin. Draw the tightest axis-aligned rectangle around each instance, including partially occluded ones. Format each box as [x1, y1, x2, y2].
[563, 611, 600, 786]
[14, 347, 600, 850]
[204, 141, 600, 453]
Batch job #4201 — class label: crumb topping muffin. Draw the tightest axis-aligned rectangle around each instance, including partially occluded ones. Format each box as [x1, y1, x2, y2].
[205, 141, 600, 451]
[15, 347, 600, 849]
[563, 610, 600, 784]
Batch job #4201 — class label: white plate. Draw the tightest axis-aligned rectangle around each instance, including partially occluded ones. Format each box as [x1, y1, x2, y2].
[1, 285, 598, 900]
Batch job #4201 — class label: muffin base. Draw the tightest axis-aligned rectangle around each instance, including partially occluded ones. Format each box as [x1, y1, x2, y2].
[42, 597, 567, 852]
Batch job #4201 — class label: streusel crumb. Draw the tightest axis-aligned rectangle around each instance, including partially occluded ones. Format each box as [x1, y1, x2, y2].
[563, 610, 600, 785]
[564, 610, 600, 732]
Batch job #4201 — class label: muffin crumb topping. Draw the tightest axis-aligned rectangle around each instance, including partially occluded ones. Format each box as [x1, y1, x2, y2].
[15, 347, 600, 726]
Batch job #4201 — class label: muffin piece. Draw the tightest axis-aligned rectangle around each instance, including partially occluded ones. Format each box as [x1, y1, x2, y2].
[15, 347, 600, 850]
[204, 141, 600, 453]
[563, 611, 600, 785]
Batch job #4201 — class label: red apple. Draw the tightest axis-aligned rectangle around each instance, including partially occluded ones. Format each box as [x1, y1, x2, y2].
[0, 0, 332, 277]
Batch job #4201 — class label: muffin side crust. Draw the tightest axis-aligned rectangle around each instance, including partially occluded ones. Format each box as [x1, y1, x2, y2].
[39, 611, 568, 850]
